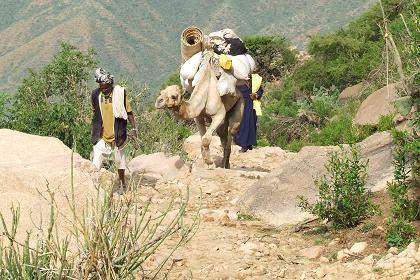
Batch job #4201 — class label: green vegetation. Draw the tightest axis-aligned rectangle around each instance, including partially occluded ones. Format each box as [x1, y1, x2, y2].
[237, 212, 259, 221]
[298, 147, 378, 229]
[0, 182, 196, 279]
[359, 222, 377, 233]
[3, 43, 96, 158]
[2, 43, 192, 160]
[257, 0, 418, 152]
[385, 130, 418, 247]
[0, 0, 378, 92]
[243, 35, 297, 81]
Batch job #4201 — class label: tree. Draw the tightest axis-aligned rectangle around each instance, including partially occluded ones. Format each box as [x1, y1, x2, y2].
[243, 35, 297, 81]
[10, 43, 96, 158]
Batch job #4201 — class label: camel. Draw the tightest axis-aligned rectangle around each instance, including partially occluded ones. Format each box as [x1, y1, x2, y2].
[155, 54, 244, 168]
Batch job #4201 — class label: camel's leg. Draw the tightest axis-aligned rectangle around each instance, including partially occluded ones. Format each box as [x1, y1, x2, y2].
[194, 116, 206, 137]
[222, 97, 244, 168]
[217, 119, 230, 169]
[195, 115, 212, 165]
[201, 111, 225, 165]
[229, 95, 244, 137]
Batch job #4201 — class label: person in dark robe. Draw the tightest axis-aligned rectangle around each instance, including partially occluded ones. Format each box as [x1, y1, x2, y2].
[235, 81, 263, 152]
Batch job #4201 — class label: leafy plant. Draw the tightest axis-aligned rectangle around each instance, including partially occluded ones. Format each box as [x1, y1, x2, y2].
[385, 130, 418, 247]
[298, 146, 377, 229]
[237, 213, 259, 221]
[297, 86, 340, 123]
[0, 160, 197, 279]
[359, 222, 377, 233]
[377, 114, 395, 131]
[243, 35, 297, 81]
[8, 43, 96, 158]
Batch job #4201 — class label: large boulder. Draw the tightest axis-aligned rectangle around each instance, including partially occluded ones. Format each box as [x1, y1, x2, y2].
[0, 129, 101, 241]
[128, 152, 190, 182]
[354, 84, 398, 125]
[235, 132, 393, 226]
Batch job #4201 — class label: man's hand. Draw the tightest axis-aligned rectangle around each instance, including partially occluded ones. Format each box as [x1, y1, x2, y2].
[250, 93, 258, 100]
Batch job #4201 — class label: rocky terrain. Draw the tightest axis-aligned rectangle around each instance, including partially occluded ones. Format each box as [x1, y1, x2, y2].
[1, 127, 418, 279]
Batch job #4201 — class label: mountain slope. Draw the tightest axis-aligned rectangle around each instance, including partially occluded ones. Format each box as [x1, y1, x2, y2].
[0, 0, 377, 92]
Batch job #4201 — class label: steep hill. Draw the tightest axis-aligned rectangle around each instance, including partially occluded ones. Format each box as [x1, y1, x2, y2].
[0, 0, 376, 92]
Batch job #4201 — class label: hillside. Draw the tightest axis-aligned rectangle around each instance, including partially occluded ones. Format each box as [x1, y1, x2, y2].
[0, 0, 377, 92]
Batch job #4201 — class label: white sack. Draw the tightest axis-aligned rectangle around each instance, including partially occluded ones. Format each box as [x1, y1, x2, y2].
[180, 75, 193, 93]
[180, 51, 202, 80]
[192, 63, 205, 87]
[229, 54, 251, 80]
[217, 71, 237, 96]
[245, 54, 256, 73]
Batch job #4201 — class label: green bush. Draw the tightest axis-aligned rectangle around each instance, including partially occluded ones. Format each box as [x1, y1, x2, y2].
[160, 71, 181, 90]
[0, 176, 196, 279]
[309, 116, 375, 146]
[8, 43, 96, 158]
[377, 114, 395, 131]
[0, 93, 13, 128]
[298, 147, 377, 229]
[243, 35, 297, 81]
[297, 86, 340, 123]
[385, 130, 418, 247]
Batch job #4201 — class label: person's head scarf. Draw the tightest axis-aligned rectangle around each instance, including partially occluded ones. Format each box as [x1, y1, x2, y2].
[94, 68, 114, 84]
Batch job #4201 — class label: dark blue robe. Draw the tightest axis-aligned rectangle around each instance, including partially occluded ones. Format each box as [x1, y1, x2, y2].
[235, 84, 263, 149]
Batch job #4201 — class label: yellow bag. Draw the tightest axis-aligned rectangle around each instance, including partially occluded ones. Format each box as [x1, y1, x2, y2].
[219, 54, 232, 70]
[253, 100, 262, 116]
[251, 73, 262, 94]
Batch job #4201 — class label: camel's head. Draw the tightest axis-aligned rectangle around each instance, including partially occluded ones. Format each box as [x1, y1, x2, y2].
[155, 85, 182, 109]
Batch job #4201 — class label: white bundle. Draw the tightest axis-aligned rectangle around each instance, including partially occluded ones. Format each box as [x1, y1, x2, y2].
[229, 54, 251, 80]
[112, 85, 127, 120]
[180, 75, 193, 92]
[217, 71, 237, 96]
[180, 51, 202, 81]
[245, 54, 256, 72]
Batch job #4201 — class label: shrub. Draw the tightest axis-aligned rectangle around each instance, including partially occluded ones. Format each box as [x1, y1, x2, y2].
[8, 43, 96, 158]
[297, 86, 340, 123]
[298, 146, 377, 229]
[377, 114, 395, 131]
[309, 116, 375, 146]
[0, 93, 13, 128]
[243, 35, 297, 81]
[385, 130, 418, 247]
[0, 168, 197, 279]
[160, 71, 181, 90]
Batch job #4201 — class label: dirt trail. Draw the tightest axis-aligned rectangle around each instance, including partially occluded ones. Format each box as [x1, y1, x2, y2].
[128, 139, 419, 280]
[131, 147, 362, 280]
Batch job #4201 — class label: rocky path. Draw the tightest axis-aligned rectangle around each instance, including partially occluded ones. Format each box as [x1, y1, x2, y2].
[128, 137, 420, 280]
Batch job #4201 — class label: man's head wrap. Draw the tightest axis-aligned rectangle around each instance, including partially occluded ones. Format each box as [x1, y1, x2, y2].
[94, 68, 114, 84]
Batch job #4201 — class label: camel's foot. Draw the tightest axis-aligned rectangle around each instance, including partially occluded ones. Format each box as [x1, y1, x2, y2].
[202, 136, 211, 148]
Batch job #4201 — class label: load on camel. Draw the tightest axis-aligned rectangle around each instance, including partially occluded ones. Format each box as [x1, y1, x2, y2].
[155, 27, 256, 168]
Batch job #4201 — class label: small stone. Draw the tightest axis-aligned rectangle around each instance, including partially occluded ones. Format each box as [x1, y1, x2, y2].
[328, 238, 340, 247]
[337, 250, 349, 261]
[350, 242, 368, 254]
[299, 245, 324, 259]
[361, 255, 375, 266]
[320, 256, 330, 263]
[278, 268, 286, 278]
[388, 247, 399, 254]
[239, 242, 258, 255]
[316, 267, 327, 278]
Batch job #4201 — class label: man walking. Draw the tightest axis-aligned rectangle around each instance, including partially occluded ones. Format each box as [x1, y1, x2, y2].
[91, 68, 137, 194]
